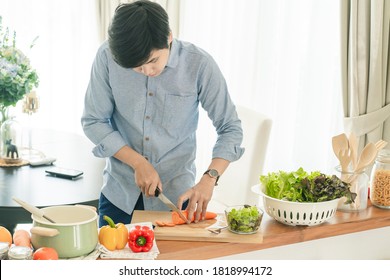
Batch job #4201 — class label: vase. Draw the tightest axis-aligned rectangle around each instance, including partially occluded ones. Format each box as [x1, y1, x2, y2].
[0, 116, 23, 164]
[0, 106, 9, 127]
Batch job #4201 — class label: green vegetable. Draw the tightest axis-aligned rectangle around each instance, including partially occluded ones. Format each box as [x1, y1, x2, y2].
[226, 205, 262, 233]
[300, 174, 356, 203]
[259, 167, 356, 203]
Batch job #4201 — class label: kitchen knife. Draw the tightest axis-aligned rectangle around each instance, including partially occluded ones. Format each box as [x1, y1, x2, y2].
[154, 188, 189, 223]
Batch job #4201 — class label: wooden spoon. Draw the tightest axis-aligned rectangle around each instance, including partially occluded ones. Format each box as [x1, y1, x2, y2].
[12, 197, 56, 223]
[332, 133, 349, 161]
[344, 143, 377, 183]
[354, 143, 377, 173]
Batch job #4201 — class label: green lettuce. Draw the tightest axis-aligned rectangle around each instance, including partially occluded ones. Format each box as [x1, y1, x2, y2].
[226, 205, 262, 233]
[259, 167, 356, 203]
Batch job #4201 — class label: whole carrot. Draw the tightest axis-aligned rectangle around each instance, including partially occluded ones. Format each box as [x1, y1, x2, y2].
[13, 229, 31, 248]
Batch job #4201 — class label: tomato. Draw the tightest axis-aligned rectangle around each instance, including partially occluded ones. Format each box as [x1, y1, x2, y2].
[33, 247, 59, 260]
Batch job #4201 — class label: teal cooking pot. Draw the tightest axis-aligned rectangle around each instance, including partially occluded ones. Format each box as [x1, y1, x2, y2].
[30, 205, 98, 258]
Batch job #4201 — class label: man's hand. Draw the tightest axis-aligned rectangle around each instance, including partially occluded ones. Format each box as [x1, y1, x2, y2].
[177, 177, 215, 223]
[114, 146, 162, 197]
[133, 159, 162, 197]
[178, 158, 230, 222]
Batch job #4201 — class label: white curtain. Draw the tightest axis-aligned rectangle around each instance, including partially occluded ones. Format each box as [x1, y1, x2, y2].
[341, 0, 390, 151]
[1, 0, 344, 174]
[96, 0, 181, 43]
[0, 0, 100, 135]
[179, 0, 344, 174]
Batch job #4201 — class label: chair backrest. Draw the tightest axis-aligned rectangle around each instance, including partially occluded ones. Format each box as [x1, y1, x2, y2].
[196, 105, 272, 212]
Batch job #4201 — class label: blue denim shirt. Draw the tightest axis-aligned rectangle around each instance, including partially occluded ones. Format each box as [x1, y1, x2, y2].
[81, 39, 244, 214]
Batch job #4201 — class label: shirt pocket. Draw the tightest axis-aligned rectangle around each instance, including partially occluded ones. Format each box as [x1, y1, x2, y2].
[162, 92, 198, 132]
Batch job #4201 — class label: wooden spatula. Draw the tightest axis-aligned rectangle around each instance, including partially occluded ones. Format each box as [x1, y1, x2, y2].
[332, 133, 349, 163]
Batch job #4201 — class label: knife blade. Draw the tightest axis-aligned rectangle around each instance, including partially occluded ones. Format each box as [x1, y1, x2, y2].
[154, 188, 189, 223]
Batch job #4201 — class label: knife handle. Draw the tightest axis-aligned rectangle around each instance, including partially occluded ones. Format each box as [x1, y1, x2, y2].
[154, 187, 161, 197]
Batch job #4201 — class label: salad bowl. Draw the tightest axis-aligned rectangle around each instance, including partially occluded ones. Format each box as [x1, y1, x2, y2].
[251, 184, 340, 226]
[224, 205, 263, 234]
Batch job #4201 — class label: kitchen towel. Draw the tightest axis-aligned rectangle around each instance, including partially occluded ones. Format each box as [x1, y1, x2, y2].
[98, 222, 159, 260]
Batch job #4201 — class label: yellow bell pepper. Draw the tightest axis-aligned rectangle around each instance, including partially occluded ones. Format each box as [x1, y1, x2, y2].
[98, 215, 128, 251]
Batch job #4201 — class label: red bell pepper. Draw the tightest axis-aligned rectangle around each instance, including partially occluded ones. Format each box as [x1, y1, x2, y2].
[128, 225, 154, 253]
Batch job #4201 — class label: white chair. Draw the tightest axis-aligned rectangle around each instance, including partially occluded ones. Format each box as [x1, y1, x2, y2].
[196, 105, 272, 212]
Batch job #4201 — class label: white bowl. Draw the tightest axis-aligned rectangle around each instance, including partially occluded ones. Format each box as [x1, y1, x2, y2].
[251, 184, 340, 226]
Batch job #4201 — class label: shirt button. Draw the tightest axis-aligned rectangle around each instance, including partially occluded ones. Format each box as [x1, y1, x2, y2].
[145, 137, 150, 141]
[144, 156, 149, 161]
[145, 116, 151, 120]
[148, 92, 154, 96]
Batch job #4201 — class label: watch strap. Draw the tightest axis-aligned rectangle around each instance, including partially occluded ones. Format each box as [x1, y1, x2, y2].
[203, 169, 220, 186]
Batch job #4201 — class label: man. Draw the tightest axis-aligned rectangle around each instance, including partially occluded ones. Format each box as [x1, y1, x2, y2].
[81, 0, 244, 226]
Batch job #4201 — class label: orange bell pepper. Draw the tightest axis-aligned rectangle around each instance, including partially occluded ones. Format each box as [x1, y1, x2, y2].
[98, 215, 128, 251]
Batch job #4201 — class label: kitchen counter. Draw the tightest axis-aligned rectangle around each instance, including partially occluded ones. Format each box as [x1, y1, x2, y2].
[152, 201, 390, 259]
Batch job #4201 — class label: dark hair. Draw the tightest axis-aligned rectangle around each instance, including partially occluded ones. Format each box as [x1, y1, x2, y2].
[108, 0, 170, 68]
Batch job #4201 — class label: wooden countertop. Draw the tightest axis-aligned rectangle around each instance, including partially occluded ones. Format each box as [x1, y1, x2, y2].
[153, 201, 390, 260]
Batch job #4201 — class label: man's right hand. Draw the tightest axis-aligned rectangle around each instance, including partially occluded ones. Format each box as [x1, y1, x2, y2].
[133, 159, 162, 197]
[114, 145, 162, 197]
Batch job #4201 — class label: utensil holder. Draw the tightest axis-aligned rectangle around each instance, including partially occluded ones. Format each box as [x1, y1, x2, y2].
[336, 165, 369, 212]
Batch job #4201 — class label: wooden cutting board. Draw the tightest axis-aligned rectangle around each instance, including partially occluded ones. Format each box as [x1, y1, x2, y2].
[132, 210, 263, 244]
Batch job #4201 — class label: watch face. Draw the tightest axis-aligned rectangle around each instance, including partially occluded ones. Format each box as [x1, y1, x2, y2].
[209, 169, 219, 177]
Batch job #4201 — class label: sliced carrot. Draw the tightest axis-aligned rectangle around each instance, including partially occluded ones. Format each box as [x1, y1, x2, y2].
[155, 220, 166, 227]
[163, 222, 176, 227]
[171, 210, 217, 225]
[13, 229, 31, 248]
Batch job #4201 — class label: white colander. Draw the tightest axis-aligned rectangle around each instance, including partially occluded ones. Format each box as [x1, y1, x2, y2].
[251, 184, 340, 226]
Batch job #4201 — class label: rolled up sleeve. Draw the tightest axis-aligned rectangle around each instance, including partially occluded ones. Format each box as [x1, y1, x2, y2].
[212, 120, 245, 162]
[91, 131, 127, 158]
[81, 43, 127, 158]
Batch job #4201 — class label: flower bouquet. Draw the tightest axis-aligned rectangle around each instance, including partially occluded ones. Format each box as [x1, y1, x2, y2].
[0, 16, 39, 124]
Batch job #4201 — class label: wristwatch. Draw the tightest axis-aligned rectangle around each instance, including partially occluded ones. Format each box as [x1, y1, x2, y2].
[203, 169, 220, 186]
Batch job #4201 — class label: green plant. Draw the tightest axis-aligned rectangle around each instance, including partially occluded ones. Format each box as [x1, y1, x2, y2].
[0, 16, 39, 123]
[260, 167, 357, 203]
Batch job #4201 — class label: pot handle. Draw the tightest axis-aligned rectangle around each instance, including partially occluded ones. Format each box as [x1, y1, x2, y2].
[30, 226, 60, 237]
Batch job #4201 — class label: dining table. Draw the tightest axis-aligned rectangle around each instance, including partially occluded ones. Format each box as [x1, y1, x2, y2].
[0, 128, 105, 232]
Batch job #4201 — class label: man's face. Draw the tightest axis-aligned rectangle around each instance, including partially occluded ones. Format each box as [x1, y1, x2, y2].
[133, 33, 173, 77]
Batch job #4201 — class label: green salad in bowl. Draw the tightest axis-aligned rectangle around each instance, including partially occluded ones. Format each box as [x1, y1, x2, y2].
[259, 167, 357, 203]
[225, 205, 263, 234]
